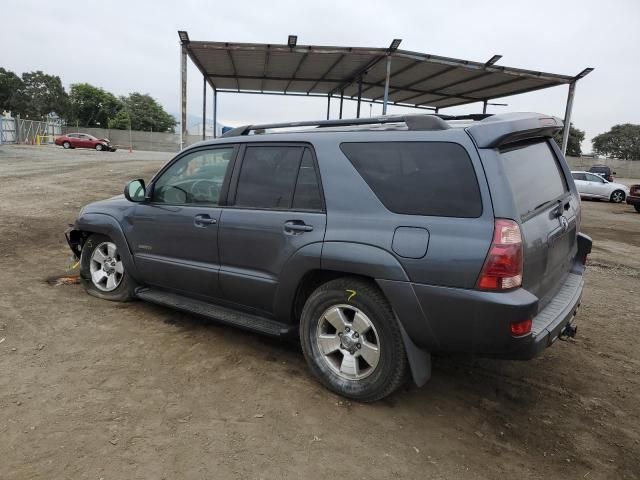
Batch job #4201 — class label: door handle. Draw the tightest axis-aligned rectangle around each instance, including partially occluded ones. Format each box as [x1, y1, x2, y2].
[194, 214, 217, 227]
[284, 220, 313, 233]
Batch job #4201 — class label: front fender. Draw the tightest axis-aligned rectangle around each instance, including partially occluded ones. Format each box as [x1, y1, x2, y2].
[71, 213, 140, 282]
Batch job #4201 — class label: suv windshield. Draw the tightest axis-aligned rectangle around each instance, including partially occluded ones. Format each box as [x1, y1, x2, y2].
[500, 140, 568, 217]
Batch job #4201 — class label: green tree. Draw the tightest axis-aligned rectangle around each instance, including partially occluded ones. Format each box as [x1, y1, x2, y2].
[592, 124, 640, 160]
[67, 83, 122, 127]
[0, 68, 27, 114]
[21, 71, 68, 118]
[553, 123, 585, 157]
[108, 109, 131, 130]
[116, 92, 176, 132]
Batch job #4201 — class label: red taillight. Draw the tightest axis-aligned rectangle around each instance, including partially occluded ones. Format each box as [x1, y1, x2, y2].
[476, 219, 523, 291]
[510, 318, 532, 336]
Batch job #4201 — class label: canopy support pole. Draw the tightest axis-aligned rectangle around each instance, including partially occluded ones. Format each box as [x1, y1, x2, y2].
[213, 88, 218, 138]
[482, 100, 487, 114]
[180, 44, 187, 150]
[382, 55, 392, 115]
[356, 77, 363, 118]
[202, 76, 207, 140]
[339, 90, 344, 119]
[561, 81, 576, 156]
[326, 93, 331, 120]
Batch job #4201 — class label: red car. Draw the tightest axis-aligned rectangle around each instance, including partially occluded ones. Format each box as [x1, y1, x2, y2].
[55, 133, 116, 151]
[626, 184, 640, 213]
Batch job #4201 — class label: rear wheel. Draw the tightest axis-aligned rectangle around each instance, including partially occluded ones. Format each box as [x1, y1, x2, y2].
[95, 143, 104, 151]
[610, 190, 625, 203]
[80, 234, 133, 301]
[63, 141, 70, 149]
[300, 277, 407, 402]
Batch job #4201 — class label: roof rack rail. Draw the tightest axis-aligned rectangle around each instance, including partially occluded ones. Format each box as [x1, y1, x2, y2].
[220, 113, 493, 138]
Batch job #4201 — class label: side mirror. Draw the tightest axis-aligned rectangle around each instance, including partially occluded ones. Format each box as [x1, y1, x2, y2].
[124, 179, 146, 202]
[612, 171, 617, 175]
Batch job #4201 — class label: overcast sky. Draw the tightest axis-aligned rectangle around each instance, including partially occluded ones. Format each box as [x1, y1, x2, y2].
[3, 0, 639, 150]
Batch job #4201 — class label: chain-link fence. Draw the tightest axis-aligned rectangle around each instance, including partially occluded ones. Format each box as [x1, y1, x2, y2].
[0, 114, 62, 145]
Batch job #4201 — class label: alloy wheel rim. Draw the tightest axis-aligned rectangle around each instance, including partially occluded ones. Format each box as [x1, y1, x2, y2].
[315, 304, 380, 380]
[613, 192, 623, 202]
[89, 242, 124, 292]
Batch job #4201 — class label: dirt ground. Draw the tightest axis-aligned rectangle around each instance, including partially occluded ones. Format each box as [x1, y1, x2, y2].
[1, 144, 639, 480]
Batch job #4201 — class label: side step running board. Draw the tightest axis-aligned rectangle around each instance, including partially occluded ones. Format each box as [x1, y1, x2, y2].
[135, 287, 294, 337]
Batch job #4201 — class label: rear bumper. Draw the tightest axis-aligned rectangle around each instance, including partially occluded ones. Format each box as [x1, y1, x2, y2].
[379, 234, 591, 360]
[511, 273, 582, 359]
[381, 272, 583, 359]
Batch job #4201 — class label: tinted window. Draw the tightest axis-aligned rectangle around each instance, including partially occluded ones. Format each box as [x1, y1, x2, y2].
[292, 149, 323, 211]
[340, 142, 481, 218]
[500, 141, 568, 217]
[235, 146, 303, 209]
[589, 166, 608, 174]
[153, 147, 233, 205]
[572, 172, 587, 181]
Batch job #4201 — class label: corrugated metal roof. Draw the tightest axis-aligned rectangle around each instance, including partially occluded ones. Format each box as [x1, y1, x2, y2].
[181, 33, 578, 110]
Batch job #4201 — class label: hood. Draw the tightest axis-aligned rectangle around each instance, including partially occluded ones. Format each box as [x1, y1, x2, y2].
[98, 138, 111, 143]
[81, 194, 131, 216]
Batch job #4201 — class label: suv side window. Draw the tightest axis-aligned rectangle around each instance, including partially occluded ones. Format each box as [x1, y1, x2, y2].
[340, 141, 481, 218]
[152, 147, 234, 205]
[292, 148, 323, 211]
[234, 146, 303, 209]
[572, 172, 587, 181]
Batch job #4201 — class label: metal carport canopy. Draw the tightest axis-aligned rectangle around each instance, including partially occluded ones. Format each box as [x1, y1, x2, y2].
[178, 31, 592, 153]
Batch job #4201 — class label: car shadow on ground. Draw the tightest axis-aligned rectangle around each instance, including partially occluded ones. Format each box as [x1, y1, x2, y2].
[128, 297, 545, 409]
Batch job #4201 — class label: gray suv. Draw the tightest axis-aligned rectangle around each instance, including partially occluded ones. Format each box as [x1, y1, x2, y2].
[66, 112, 592, 402]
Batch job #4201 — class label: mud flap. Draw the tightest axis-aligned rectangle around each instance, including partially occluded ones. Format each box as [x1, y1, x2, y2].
[398, 320, 431, 387]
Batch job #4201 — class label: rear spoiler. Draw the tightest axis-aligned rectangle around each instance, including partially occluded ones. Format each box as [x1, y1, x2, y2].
[466, 112, 563, 148]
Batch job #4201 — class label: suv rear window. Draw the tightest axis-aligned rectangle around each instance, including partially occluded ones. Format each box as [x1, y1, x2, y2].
[340, 142, 482, 218]
[500, 141, 568, 217]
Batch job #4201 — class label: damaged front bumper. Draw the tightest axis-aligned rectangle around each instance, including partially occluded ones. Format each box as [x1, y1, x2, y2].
[65, 226, 84, 259]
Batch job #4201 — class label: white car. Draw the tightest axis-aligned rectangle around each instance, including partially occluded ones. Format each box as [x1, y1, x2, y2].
[571, 171, 630, 203]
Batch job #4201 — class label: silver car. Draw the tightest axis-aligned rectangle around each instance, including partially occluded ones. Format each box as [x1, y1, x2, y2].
[571, 171, 629, 203]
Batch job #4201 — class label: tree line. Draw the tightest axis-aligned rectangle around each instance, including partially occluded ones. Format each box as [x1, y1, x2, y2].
[0, 68, 176, 132]
[1, 68, 638, 157]
[553, 123, 640, 160]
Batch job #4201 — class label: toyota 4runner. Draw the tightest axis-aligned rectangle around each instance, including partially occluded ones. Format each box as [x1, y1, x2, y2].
[66, 112, 592, 402]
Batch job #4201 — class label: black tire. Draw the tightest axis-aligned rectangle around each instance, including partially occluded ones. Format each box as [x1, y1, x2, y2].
[635, 205, 640, 213]
[63, 141, 70, 149]
[610, 190, 625, 203]
[80, 234, 133, 302]
[95, 143, 104, 151]
[300, 277, 407, 402]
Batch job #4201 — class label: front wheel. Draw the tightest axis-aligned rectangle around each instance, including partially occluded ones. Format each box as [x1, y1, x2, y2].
[95, 143, 104, 151]
[300, 278, 407, 402]
[80, 234, 133, 301]
[635, 204, 640, 213]
[611, 190, 625, 203]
